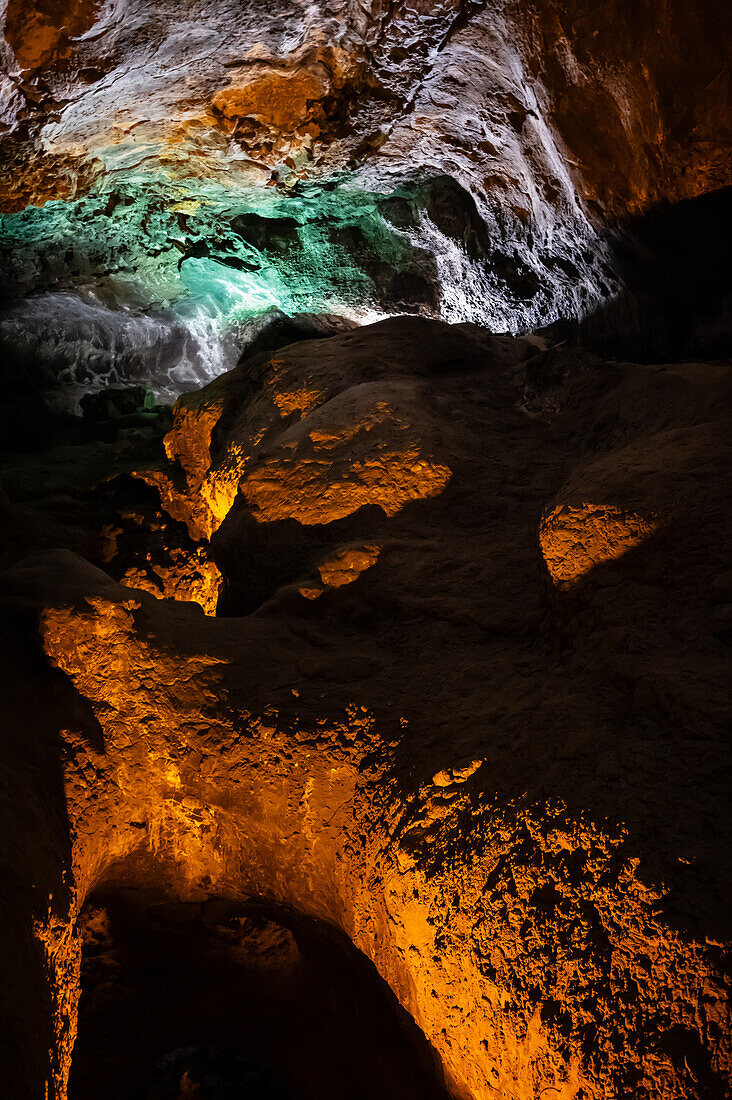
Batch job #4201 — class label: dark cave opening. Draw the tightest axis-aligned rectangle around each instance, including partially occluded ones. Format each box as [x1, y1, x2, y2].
[69, 884, 452, 1100]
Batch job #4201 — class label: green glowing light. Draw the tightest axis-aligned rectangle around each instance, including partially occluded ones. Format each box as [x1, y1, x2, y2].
[179, 257, 285, 318]
[0, 172, 435, 324]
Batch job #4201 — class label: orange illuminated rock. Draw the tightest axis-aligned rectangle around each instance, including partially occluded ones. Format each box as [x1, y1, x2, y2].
[142, 349, 336, 539]
[540, 503, 661, 586]
[136, 318, 498, 539]
[0, 321, 730, 1100]
[212, 67, 330, 133]
[94, 504, 223, 616]
[432, 759, 482, 787]
[0, 138, 102, 214]
[238, 390, 451, 525]
[4, 0, 101, 72]
[317, 544, 380, 588]
[121, 548, 222, 615]
[540, 412, 728, 594]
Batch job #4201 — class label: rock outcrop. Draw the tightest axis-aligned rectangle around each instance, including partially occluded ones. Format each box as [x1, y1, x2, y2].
[1, 318, 729, 1099]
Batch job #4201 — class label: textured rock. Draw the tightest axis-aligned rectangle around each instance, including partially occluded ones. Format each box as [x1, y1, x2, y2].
[1, 0, 729, 362]
[145, 318, 517, 539]
[3, 0, 727, 216]
[119, 546, 222, 615]
[0, 2, 730, 1095]
[1, 318, 729, 1099]
[521, 0, 732, 216]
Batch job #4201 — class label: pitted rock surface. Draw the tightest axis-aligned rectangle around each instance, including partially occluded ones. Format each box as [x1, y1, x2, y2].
[1, 318, 729, 1099]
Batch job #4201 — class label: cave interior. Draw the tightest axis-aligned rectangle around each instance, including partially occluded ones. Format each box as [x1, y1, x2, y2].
[0, 2, 730, 1099]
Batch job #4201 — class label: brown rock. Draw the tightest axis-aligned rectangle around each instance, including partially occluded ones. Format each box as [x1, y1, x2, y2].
[1, 319, 729, 1100]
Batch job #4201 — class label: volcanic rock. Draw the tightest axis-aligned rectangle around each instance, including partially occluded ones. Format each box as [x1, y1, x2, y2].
[1, 317, 729, 1099]
[1, 2, 731, 1095]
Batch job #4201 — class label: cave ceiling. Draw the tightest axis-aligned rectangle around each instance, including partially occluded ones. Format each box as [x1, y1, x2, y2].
[1, 0, 729, 403]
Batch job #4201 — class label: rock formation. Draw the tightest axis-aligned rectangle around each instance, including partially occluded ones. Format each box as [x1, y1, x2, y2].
[1, 0, 730, 400]
[0, 2, 730, 1098]
[1, 318, 730, 1098]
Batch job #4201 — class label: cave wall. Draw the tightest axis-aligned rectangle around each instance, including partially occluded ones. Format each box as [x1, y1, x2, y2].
[1, 0, 730, 360]
[1, 320, 730, 1099]
[0, 3, 731, 1099]
[518, 0, 732, 216]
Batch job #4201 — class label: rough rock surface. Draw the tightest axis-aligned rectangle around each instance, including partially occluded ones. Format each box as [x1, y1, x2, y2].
[1, 3, 731, 1094]
[3, 0, 728, 216]
[1, 317, 730, 1099]
[1, 0, 730, 374]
